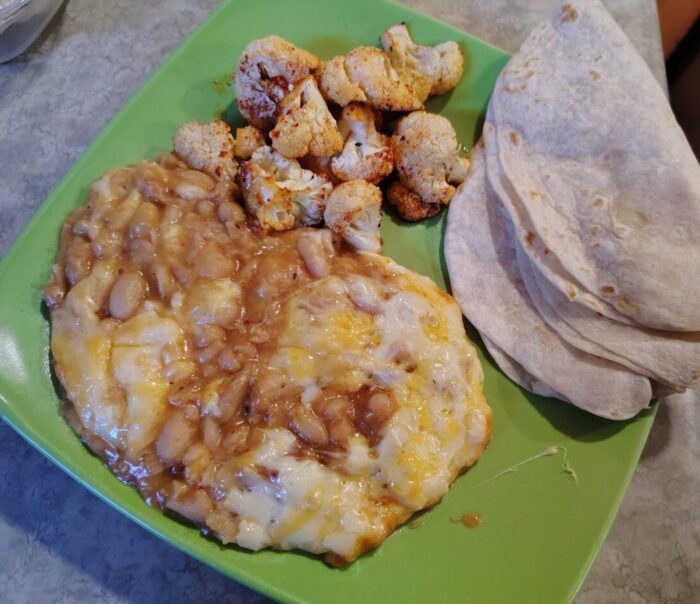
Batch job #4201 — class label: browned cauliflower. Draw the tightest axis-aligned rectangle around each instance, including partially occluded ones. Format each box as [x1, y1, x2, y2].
[172, 120, 237, 180]
[299, 155, 337, 183]
[430, 42, 463, 95]
[331, 103, 393, 184]
[240, 145, 332, 230]
[234, 36, 321, 130]
[318, 55, 367, 106]
[269, 76, 343, 159]
[324, 180, 382, 253]
[391, 111, 470, 211]
[234, 125, 265, 159]
[319, 47, 422, 112]
[386, 181, 440, 222]
[380, 24, 463, 101]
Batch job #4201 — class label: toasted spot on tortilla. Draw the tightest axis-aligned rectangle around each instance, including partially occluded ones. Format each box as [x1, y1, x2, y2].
[509, 131, 520, 145]
[561, 3, 578, 22]
[600, 285, 616, 296]
[524, 231, 535, 247]
[613, 224, 631, 238]
[617, 296, 638, 315]
[589, 69, 601, 80]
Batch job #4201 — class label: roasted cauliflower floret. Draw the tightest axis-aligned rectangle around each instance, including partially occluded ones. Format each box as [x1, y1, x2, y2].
[324, 180, 382, 253]
[172, 120, 237, 180]
[320, 47, 422, 112]
[331, 103, 393, 184]
[234, 36, 321, 130]
[391, 111, 470, 210]
[234, 125, 265, 159]
[270, 76, 343, 159]
[299, 155, 337, 182]
[386, 181, 440, 222]
[318, 55, 367, 106]
[345, 47, 423, 112]
[240, 145, 332, 230]
[380, 24, 463, 101]
[429, 41, 463, 95]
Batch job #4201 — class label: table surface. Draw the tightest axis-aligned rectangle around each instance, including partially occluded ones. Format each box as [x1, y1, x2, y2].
[1, 1, 698, 602]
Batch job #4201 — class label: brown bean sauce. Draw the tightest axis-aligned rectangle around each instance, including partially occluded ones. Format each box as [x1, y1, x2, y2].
[45, 154, 397, 542]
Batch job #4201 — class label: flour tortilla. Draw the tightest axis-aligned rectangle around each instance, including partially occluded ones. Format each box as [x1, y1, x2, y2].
[521, 246, 700, 390]
[487, 0, 700, 331]
[445, 145, 651, 419]
[513, 241, 644, 376]
[481, 335, 563, 400]
[483, 121, 638, 327]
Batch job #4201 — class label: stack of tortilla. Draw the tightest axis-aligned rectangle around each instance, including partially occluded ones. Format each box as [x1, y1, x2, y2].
[445, 0, 700, 419]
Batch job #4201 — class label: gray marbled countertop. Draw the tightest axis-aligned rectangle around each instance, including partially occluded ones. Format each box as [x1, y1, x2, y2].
[1, 1, 698, 602]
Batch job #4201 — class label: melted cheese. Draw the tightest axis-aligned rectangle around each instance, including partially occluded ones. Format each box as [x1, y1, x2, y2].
[221, 428, 389, 558]
[266, 257, 489, 516]
[111, 305, 186, 457]
[51, 260, 125, 446]
[211, 254, 491, 557]
[48, 158, 491, 564]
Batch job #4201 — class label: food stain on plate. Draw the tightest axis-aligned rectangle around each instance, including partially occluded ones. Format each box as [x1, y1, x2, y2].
[211, 73, 232, 95]
[450, 512, 481, 528]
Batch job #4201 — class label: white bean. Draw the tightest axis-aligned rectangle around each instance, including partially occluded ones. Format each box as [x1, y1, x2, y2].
[202, 417, 221, 450]
[156, 410, 196, 464]
[166, 487, 212, 524]
[108, 271, 146, 319]
[290, 406, 328, 446]
[129, 202, 159, 239]
[297, 230, 333, 279]
[215, 369, 251, 422]
[218, 201, 246, 225]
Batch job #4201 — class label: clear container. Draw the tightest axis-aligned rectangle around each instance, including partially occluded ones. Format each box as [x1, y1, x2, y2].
[0, 0, 63, 63]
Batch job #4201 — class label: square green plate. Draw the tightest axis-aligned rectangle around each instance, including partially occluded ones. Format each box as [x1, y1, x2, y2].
[0, 0, 656, 602]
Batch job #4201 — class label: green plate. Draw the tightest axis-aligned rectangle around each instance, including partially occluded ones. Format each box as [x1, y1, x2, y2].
[0, 0, 655, 602]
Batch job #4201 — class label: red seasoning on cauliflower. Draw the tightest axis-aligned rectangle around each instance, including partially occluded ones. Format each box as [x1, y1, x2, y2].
[324, 180, 382, 253]
[389, 111, 470, 220]
[386, 181, 441, 222]
[172, 120, 238, 181]
[380, 24, 463, 102]
[240, 145, 332, 231]
[234, 36, 321, 130]
[270, 76, 344, 159]
[233, 125, 266, 160]
[320, 47, 423, 112]
[318, 55, 367, 107]
[331, 103, 393, 184]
